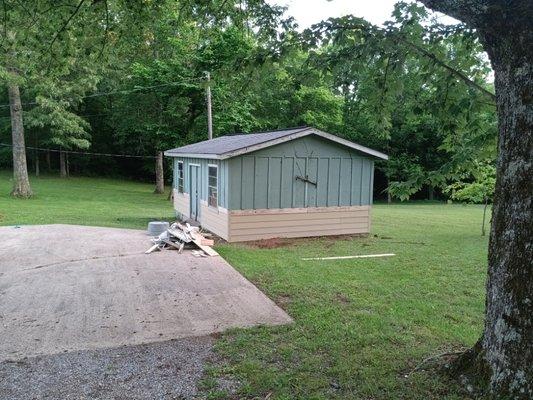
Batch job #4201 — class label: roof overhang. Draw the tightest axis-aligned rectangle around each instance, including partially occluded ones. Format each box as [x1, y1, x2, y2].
[163, 151, 224, 159]
[164, 128, 388, 160]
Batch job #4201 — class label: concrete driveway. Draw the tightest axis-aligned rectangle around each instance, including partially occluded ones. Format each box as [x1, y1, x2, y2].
[0, 224, 291, 361]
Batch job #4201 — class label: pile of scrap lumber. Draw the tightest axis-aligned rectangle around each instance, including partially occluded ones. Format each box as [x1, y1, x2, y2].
[145, 222, 218, 257]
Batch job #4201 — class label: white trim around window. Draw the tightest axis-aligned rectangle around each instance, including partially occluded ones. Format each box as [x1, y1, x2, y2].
[177, 161, 184, 193]
[207, 164, 218, 209]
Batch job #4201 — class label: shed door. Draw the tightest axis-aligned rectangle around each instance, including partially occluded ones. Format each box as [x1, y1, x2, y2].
[294, 157, 318, 208]
[189, 165, 200, 220]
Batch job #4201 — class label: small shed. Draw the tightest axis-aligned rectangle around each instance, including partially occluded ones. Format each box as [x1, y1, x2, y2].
[164, 127, 387, 242]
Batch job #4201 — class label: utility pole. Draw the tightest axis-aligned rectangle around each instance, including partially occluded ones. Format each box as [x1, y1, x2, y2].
[205, 71, 213, 140]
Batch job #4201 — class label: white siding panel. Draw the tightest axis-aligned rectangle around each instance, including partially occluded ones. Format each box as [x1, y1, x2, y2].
[174, 190, 190, 217]
[199, 201, 229, 240]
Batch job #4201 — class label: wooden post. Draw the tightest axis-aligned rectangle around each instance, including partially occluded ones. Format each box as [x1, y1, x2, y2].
[206, 71, 213, 140]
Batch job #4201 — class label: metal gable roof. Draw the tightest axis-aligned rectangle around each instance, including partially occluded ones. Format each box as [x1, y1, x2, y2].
[164, 126, 388, 160]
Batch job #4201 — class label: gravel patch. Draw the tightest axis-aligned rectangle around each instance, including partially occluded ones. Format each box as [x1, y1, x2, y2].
[0, 336, 214, 400]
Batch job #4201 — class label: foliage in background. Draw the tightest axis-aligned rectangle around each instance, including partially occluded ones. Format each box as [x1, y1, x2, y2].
[444, 161, 495, 204]
[0, 1, 497, 201]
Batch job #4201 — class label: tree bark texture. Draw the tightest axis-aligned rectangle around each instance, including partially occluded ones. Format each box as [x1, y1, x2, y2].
[59, 150, 67, 178]
[154, 151, 164, 194]
[8, 83, 32, 198]
[419, 1, 532, 397]
[480, 30, 532, 399]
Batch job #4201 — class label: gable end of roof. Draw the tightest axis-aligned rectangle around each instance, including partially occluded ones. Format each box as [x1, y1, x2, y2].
[164, 127, 388, 160]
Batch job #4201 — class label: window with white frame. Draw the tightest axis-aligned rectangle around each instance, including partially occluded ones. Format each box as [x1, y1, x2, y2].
[177, 161, 184, 193]
[208, 165, 218, 208]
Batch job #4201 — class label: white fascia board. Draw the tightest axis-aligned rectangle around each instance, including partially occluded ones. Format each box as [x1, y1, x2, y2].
[310, 128, 389, 160]
[218, 128, 389, 160]
[164, 128, 389, 161]
[163, 151, 223, 159]
[217, 130, 314, 159]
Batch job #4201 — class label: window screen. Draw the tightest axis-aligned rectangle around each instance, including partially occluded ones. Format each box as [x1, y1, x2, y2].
[177, 161, 184, 193]
[208, 165, 218, 208]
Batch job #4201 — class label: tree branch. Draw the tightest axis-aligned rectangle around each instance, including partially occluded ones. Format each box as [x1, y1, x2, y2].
[317, 21, 496, 102]
[418, 0, 533, 29]
[398, 35, 495, 101]
[97, 0, 109, 59]
[48, 0, 86, 51]
[1, 0, 7, 50]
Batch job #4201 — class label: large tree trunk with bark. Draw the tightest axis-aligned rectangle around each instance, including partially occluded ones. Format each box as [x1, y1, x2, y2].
[420, 1, 532, 398]
[154, 151, 164, 194]
[8, 83, 32, 198]
[479, 33, 532, 398]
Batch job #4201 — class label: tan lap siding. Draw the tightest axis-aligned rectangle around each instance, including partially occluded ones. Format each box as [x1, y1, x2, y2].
[228, 206, 370, 242]
[199, 200, 229, 240]
[174, 190, 190, 217]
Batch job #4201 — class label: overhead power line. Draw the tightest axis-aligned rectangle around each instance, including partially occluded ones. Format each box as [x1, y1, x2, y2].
[0, 113, 109, 121]
[0, 143, 155, 159]
[0, 78, 206, 110]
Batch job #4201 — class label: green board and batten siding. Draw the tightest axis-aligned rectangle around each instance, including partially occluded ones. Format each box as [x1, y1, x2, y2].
[227, 135, 374, 210]
[170, 133, 377, 241]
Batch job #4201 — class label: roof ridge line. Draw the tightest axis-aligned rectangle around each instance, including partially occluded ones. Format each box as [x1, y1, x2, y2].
[225, 126, 309, 136]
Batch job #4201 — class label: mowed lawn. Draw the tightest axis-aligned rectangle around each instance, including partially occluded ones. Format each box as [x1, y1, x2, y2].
[0, 171, 488, 399]
[211, 204, 488, 399]
[0, 171, 174, 228]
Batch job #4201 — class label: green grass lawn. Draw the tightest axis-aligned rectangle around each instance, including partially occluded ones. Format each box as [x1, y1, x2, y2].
[0, 170, 174, 228]
[0, 171, 488, 399]
[208, 204, 488, 399]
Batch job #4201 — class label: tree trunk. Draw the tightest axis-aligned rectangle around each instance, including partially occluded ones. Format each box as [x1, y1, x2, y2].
[478, 35, 532, 397]
[481, 197, 488, 237]
[419, 1, 532, 397]
[8, 83, 32, 198]
[385, 176, 392, 203]
[66, 152, 70, 177]
[154, 151, 164, 194]
[428, 185, 434, 201]
[46, 150, 51, 170]
[35, 152, 40, 177]
[59, 150, 67, 178]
